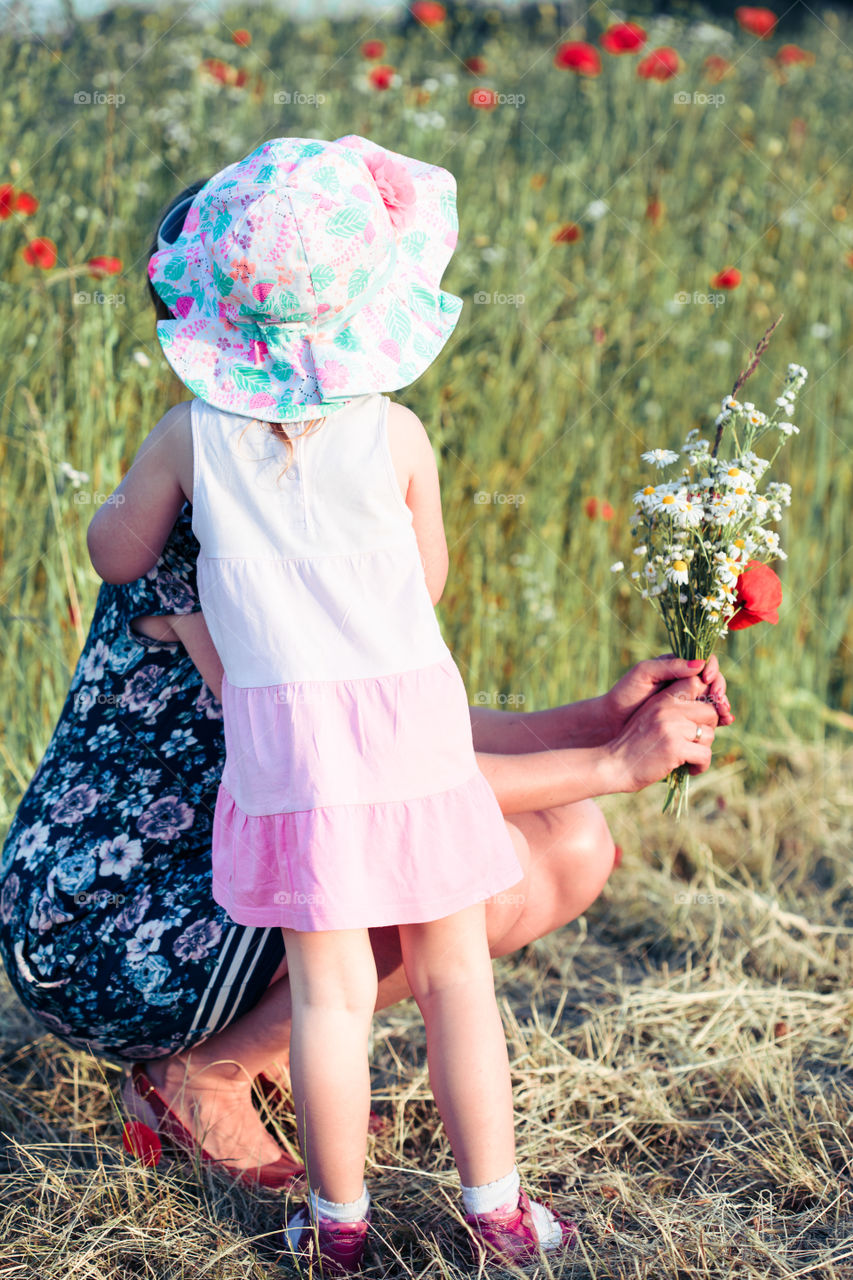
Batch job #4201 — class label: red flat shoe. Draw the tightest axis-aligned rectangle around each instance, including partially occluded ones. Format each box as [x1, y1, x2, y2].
[122, 1062, 305, 1189]
[254, 1071, 391, 1137]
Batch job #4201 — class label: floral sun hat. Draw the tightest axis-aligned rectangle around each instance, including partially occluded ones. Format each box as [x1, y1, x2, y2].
[147, 134, 464, 423]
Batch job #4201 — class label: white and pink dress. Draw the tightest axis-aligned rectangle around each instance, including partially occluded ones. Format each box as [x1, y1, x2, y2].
[190, 392, 524, 930]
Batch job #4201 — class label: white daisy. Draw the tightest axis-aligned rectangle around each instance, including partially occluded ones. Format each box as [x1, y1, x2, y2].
[641, 448, 681, 469]
[665, 559, 690, 586]
[610, 561, 624, 572]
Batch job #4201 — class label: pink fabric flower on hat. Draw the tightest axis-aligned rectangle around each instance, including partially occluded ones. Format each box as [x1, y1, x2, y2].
[362, 151, 417, 232]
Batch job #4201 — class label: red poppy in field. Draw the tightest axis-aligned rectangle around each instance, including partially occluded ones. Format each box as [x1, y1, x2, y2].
[464, 55, 488, 75]
[0, 184, 39, 218]
[776, 44, 814, 66]
[87, 255, 122, 277]
[584, 497, 614, 519]
[600, 22, 646, 54]
[613, 843, 623, 868]
[703, 54, 732, 81]
[728, 560, 782, 629]
[734, 7, 778, 38]
[201, 59, 248, 87]
[637, 47, 681, 80]
[552, 222, 582, 243]
[122, 1120, 162, 1167]
[411, 1, 445, 26]
[22, 236, 57, 268]
[361, 39, 386, 59]
[592, 326, 607, 346]
[711, 266, 742, 289]
[554, 42, 601, 75]
[469, 87, 498, 109]
[646, 197, 664, 225]
[232, 28, 251, 45]
[368, 64, 396, 90]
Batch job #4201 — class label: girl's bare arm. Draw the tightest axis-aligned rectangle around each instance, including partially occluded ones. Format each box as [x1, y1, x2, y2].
[87, 401, 193, 584]
[387, 402, 449, 606]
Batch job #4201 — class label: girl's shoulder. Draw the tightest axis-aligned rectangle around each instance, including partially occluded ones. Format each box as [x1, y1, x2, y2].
[385, 398, 432, 483]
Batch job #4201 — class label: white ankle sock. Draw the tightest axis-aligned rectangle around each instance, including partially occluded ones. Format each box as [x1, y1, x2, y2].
[308, 1181, 370, 1224]
[460, 1164, 520, 1215]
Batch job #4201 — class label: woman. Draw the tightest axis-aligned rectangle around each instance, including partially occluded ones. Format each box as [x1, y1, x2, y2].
[0, 184, 732, 1182]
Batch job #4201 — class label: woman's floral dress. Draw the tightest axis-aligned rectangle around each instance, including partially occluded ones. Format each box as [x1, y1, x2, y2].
[0, 502, 285, 1060]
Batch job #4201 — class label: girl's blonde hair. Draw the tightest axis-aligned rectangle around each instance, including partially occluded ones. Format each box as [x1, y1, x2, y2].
[148, 184, 329, 483]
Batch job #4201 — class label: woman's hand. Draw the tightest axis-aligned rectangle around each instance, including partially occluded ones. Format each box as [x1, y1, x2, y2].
[606, 675, 721, 793]
[600, 653, 733, 739]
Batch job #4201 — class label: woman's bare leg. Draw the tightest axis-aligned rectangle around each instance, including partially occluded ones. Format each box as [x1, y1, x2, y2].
[142, 799, 615, 1165]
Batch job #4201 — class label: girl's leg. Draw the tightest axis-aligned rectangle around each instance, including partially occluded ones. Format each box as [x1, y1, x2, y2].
[397, 902, 515, 1188]
[282, 925, 378, 1204]
[142, 800, 613, 1162]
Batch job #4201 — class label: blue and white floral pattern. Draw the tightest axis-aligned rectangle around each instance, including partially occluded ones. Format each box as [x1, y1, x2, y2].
[0, 502, 284, 1059]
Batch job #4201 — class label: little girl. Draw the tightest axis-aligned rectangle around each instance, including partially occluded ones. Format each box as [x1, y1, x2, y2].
[88, 134, 578, 1273]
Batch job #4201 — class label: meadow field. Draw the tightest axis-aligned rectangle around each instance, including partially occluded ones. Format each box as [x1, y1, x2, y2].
[1, 0, 852, 1274]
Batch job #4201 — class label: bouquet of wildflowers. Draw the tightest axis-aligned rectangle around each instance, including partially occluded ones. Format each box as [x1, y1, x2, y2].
[611, 316, 806, 816]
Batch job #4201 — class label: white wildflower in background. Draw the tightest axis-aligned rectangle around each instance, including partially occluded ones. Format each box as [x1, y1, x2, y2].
[585, 199, 609, 221]
[58, 461, 90, 489]
[133, 351, 152, 368]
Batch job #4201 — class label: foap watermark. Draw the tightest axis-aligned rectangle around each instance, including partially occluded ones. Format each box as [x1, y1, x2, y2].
[73, 291, 125, 307]
[274, 890, 325, 905]
[273, 684, 339, 706]
[675, 891, 725, 906]
[481, 891, 527, 906]
[473, 490, 526, 507]
[73, 90, 126, 106]
[674, 91, 725, 108]
[73, 490, 125, 505]
[73, 690, 123, 712]
[273, 90, 326, 106]
[673, 291, 726, 308]
[473, 291, 525, 308]
[74, 889, 126, 906]
[474, 691, 526, 707]
[469, 88, 525, 109]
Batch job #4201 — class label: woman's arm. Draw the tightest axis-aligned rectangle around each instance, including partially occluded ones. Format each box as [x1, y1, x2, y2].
[475, 671, 722, 815]
[87, 402, 193, 584]
[470, 696, 612, 755]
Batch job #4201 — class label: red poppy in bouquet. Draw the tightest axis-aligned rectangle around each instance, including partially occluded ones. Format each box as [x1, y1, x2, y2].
[610, 316, 805, 815]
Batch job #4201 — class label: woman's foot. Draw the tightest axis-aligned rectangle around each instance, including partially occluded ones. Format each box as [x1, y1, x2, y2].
[143, 1054, 290, 1170]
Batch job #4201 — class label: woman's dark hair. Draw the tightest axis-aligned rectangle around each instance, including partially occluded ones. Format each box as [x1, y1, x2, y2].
[146, 180, 211, 322]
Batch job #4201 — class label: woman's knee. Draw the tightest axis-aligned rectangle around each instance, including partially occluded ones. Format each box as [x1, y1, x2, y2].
[546, 799, 616, 904]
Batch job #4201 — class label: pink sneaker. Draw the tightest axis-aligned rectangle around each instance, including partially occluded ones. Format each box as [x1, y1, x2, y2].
[465, 1187, 579, 1265]
[281, 1203, 370, 1276]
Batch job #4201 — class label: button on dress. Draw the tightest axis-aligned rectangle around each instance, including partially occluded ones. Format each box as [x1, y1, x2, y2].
[190, 393, 524, 930]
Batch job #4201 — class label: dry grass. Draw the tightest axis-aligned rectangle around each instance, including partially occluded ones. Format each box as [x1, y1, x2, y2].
[2, 738, 851, 1278]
